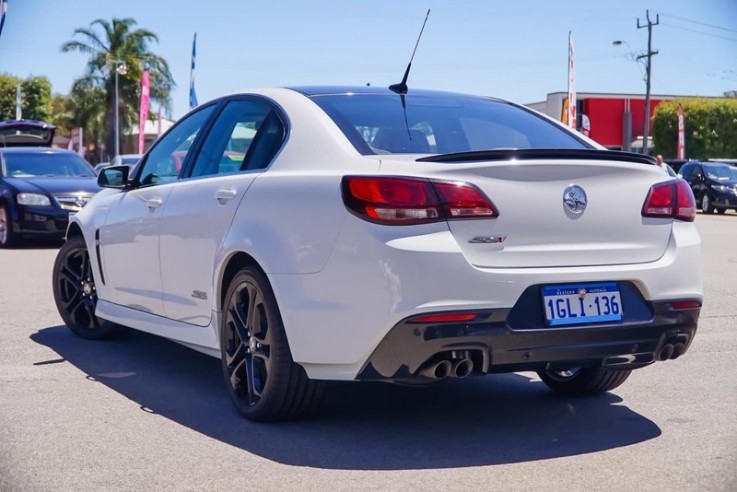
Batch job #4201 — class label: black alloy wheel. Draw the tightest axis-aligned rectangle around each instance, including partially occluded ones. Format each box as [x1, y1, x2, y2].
[0, 204, 16, 248]
[221, 266, 325, 421]
[537, 366, 632, 396]
[52, 235, 123, 339]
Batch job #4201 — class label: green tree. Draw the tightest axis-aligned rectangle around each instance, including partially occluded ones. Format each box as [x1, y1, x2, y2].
[0, 74, 52, 122]
[49, 93, 73, 136]
[653, 98, 737, 159]
[61, 17, 174, 159]
[68, 82, 107, 162]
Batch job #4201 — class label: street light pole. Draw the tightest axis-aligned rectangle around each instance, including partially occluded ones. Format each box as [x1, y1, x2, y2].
[111, 60, 127, 159]
[637, 10, 659, 155]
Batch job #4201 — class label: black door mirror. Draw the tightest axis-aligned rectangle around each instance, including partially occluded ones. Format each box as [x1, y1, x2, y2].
[97, 165, 130, 189]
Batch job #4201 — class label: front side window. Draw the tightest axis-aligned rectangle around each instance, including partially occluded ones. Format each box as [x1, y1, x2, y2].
[679, 164, 695, 179]
[310, 93, 590, 156]
[137, 104, 216, 187]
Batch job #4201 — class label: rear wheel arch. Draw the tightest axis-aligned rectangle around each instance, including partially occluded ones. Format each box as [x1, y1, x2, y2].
[218, 251, 302, 365]
[219, 252, 265, 311]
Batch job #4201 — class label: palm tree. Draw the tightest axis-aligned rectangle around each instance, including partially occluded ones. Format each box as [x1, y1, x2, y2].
[61, 17, 175, 158]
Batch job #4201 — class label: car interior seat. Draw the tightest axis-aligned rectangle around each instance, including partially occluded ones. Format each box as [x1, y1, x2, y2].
[372, 128, 430, 153]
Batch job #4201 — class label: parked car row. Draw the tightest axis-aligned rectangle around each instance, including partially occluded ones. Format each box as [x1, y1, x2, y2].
[0, 119, 143, 247]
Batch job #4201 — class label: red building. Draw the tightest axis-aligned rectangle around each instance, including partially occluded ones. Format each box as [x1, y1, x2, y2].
[528, 92, 677, 152]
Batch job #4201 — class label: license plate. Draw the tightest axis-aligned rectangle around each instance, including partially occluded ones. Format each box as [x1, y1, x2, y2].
[542, 282, 623, 326]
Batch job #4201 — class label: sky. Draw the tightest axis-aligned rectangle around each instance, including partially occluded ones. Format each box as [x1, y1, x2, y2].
[0, 0, 735, 119]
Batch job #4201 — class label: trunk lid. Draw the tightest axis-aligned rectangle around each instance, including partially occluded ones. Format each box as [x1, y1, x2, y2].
[376, 154, 672, 268]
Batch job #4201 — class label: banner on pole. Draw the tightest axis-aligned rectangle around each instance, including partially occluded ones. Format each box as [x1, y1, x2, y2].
[138, 70, 150, 154]
[567, 31, 576, 130]
[677, 104, 686, 160]
[68, 128, 84, 156]
[189, 33, 198, 109]
[15, 84, 21, 120]
[0, 0, 8, 41]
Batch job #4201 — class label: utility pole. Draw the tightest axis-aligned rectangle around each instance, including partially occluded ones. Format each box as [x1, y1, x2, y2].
[637, 10, 659, 155]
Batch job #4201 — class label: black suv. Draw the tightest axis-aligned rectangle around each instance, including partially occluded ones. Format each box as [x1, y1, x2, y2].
[679, 161, 737, 214]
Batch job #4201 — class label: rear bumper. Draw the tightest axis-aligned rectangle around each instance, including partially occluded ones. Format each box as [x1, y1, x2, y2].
[358, 300, 699, 380]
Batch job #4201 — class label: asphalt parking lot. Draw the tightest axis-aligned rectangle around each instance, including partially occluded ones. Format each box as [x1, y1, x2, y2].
[1, 213, 735, 492]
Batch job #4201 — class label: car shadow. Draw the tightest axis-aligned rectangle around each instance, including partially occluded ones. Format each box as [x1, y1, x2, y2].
[31, 326, 661, 470]
[9, 238, 63, 249]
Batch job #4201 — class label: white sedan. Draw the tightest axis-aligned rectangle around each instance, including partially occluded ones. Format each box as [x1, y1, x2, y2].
[52, 87, 703, 421]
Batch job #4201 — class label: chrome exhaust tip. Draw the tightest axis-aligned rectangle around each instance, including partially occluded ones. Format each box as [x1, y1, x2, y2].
[671, 343, 686, 359]
[451, 358, 473, 378]
[419, 359, 452, 380]
[658, 344, 674, 361]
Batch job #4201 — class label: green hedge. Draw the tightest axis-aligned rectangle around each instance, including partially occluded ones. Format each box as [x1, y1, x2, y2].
[653, 98, 737, 159]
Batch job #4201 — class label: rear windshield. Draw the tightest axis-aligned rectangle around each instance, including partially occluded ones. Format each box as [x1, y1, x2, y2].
[310, 93, 590, 155]
[2, 152, 95, 178]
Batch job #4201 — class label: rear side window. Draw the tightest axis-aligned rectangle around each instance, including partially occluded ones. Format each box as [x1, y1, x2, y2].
[310, 93, 589, 155]
[190, 99, 286, 178]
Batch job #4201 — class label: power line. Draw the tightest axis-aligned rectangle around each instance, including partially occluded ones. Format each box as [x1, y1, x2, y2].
[660, 12, 737, 34]
[661, 22, 737, 43]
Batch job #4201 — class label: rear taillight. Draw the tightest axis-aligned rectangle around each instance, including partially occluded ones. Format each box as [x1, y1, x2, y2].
[669, 300, 702, 310]
[642, 179, 696, 222]
[342, 176, 497, 225]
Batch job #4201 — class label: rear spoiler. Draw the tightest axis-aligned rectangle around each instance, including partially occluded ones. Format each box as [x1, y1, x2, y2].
[417, 148, 657, 165]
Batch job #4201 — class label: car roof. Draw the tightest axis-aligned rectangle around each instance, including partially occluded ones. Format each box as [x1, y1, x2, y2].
[288, 85, 505, 102]
[682, 160, 733, 168]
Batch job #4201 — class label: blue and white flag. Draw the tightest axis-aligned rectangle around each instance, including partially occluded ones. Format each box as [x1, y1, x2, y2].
[0, 0, 8, 41]
[189, 32, 198, 109]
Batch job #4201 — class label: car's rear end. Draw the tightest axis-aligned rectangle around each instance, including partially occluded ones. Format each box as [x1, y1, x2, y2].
[339, 153, 700, 381]
[284, 88, 701, 390]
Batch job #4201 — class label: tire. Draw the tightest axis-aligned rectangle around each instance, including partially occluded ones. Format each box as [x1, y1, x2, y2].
[0, 204, 17, 248]
[717, 207, 726, 215]
[52, 235, 124, 340]
[537, 366, 632, 396]
[221, 266, 326, 421]
[701, 194, 714, 214]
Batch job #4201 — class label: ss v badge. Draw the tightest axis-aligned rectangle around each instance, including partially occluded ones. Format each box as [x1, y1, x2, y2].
[469, 235, 507, 244]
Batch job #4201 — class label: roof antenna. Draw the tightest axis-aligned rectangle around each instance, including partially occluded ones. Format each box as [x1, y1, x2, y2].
[389, 9, 431, 95]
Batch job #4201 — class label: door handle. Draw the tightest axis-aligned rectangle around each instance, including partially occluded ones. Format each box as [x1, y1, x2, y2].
[215, 189, 237, 203]
[146, 197, 163, 210]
